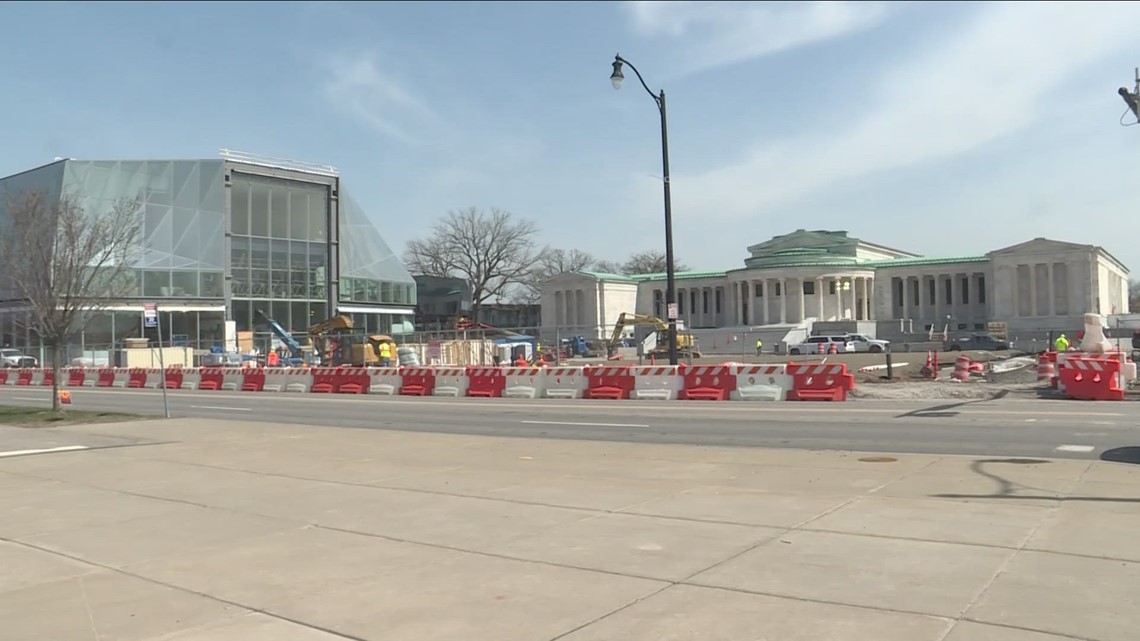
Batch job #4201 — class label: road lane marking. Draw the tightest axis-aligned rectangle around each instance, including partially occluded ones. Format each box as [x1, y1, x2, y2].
[1, 388, 1130, 417]
[521, 420, 650, 428]
[1055, 444, 1095, 453]
[0, 445, 89, 458]
[189, 405, 252, 412]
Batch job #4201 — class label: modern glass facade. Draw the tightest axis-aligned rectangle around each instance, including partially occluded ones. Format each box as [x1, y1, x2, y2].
[229, 171, 331, 333]
[0, 155, 416, 360]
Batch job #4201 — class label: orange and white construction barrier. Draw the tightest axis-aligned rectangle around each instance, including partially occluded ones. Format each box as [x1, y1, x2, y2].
[952, 355, 972, 382]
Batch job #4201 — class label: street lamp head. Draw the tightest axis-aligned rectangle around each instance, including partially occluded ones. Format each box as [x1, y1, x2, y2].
[610, 57, 624, 90]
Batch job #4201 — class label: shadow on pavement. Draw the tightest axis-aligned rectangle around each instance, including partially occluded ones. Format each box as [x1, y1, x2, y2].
[893, 390, 1009, 419]
[929, 458, 1140, 504]
[1101, 446, 1140, 465]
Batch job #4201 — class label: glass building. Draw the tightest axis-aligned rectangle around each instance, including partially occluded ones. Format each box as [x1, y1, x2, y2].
[0, 153, 415, 357]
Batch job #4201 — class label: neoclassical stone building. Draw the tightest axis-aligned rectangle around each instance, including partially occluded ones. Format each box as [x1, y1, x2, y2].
[541, 230, 1130, 340]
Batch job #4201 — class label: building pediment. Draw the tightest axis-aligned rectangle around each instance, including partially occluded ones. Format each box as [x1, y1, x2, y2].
[988, 238, 1092, 256]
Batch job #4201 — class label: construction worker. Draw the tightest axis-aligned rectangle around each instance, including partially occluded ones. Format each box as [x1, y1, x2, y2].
[513, 352, 528, 367]
[377, 341, 393, 367]
[755, 338, 763, 356]
[1054, 333, 1070, 352]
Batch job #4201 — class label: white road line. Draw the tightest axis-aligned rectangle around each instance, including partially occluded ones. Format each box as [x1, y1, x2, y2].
[1055, 444, 1096, 453]
[521, 420, 650, 428]
[189, 405, 252, 412]
[0, 445, 89, 458]
[11, 396, 45, 401]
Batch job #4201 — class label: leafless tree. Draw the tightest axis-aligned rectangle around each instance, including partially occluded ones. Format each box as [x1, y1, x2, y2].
[622, 249, 689, 275]
[1130, 279, 1140, 312]
[514, 248, 596, 304]
[591, 259, 625, 275]
[404, 207, 543, 322]
[0, 191, 142, 411]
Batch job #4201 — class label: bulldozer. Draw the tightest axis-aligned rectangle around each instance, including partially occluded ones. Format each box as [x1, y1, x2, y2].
[606, 312, 700, 360]
[307, 315, 398, 367]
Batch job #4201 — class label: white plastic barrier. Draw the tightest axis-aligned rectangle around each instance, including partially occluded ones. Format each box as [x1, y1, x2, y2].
[1, 370, 15, 385]
[111, 368, 130, 388]
[259, 368, 291, 392]
[221, 368, 247, 391]
[630, 365, 683, 400]
[433, 367, 469, 397]
[542, 367, 589, 398]
[502, 367, 546, 399]
[733, 364, 793, 401]
[368, 368, 403, 395]
[28, 369, 45, 386]
[282, 369, 309, 393]
[179, 368, 201, 390]
[143, 368, 164, 389]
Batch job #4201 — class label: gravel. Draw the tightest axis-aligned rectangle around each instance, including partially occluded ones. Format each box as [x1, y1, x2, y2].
[850, 380, 1048, 400]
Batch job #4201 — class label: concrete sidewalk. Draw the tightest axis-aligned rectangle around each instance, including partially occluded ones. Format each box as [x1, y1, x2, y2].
[0, 418, 1136, 641]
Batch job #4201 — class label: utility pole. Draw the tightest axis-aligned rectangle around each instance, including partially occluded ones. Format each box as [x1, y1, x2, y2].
[1118, 67, 1139, 124]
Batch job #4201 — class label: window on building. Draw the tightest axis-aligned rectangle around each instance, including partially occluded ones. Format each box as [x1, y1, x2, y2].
[653, 290, 663, 317]
[775, 282, 782, 296]
[928, 279, 935, 305]
[715, 288, 722, 313]
[957, 323, 967, 330]
[803, 280, 815, 295]
[961, 277, 969, 305]
[912, 279, 920, 302]
[678, 294, 684, 315]
[690, 290, 697, 313]
[978, 276, 986, 303]
[896, 279, 904, 305]
[829, 280, 837, 295]
[702, 290, 709, 314]
[944, 279, 952, 305]
[974, 323, 985, 330]
[754, 283, 763, 297]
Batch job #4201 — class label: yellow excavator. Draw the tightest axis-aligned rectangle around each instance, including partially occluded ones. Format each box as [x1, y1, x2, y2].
[606, 312, 700, 359]
[306, 315, 397, 366]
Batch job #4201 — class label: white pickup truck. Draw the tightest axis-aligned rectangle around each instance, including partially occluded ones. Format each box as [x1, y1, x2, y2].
[787, 336, 854, 356]
[842, 333, 890, 353]
[0, 348, 38, 368]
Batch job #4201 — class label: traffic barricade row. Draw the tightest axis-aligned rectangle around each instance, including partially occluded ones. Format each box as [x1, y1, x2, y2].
[0, 363, 859, 402]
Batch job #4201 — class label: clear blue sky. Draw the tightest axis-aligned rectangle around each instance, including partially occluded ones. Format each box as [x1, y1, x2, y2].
[2, 1, 1139, 273]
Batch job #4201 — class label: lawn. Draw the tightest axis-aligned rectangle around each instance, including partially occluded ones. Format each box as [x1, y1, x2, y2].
[0, 404, 144, 427]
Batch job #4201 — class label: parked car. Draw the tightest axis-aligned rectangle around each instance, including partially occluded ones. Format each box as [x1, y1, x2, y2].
[943, 334, 1010, 352]
[788, 335, 854, 356]
[835, 333, 890, 353]
[0, 348, 37, 368]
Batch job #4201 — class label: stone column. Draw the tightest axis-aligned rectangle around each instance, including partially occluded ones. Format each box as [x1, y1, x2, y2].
[1047, 264, 1055, 316]
[796, 278, 806, 323]
[779, 278, 788, 324]
[816, 278, 825, 320]
[1028, 265, 1037, 317]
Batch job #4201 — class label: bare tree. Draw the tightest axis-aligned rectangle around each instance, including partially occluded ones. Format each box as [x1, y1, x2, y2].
[514, 248, 596, 303]
[622, 249, 689, 275]
[591, 259, 625, 274]
[404, 207, 543, 322]
[1130, 279, 1140, 312]
[0, 191, 142, 411]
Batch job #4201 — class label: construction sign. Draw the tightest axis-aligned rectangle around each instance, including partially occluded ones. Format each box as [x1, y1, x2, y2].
[58, 390, 72, 406]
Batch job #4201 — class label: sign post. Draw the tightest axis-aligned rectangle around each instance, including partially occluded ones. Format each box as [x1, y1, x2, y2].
[148, 303, 170, 418]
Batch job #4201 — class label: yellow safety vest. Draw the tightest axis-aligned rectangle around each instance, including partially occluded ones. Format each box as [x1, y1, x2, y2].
[379, 343, 391, 358]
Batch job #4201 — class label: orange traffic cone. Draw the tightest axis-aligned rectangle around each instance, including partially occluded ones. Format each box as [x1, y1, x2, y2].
[953, 354, 971, 382]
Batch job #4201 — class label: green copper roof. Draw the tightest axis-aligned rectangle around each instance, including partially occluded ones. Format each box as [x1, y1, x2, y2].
[631, 270, 729, 282]
[576, 271, 637, 282]
[866, 256, 988, 267]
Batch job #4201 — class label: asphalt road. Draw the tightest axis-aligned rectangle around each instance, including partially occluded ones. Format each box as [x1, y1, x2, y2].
[0, 386, 1136, 462]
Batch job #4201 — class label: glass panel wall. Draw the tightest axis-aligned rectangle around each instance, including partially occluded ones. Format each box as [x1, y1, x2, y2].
[229, 172, 330, 332]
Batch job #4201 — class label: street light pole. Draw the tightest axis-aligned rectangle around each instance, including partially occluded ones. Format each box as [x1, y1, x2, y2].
[610, 53, 679, 366]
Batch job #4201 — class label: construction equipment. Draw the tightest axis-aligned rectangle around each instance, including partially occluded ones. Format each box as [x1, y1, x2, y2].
[306, 314, 397, 367]
[254, 309, 305, 363]
[607, 312, 700, 359]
